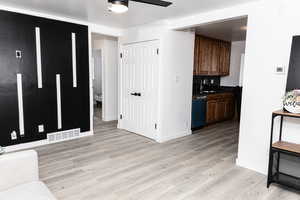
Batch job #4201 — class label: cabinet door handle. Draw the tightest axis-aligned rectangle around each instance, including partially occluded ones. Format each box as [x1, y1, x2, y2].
[130, 93, 141, 96]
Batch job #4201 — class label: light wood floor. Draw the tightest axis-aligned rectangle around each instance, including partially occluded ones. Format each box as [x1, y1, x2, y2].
[35, 114, 300, 200]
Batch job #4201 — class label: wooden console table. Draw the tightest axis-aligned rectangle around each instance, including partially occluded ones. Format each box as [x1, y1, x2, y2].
[267, 110, 300, 190]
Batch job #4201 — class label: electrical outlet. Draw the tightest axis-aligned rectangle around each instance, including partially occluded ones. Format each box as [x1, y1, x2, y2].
[38, 125, 44, 133]
[11, 131, 17, 140]
[275, 66, 285, 74]
[16, 50, 22, 59]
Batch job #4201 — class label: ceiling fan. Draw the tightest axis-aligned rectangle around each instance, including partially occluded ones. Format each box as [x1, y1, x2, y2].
[108, 0, 173, 14]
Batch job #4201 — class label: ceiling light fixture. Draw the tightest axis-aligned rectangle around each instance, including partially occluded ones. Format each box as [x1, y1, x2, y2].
[108, 0, 129, 14]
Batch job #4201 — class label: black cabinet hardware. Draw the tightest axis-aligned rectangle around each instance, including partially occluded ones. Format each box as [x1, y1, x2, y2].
[131, 93, 141, 96]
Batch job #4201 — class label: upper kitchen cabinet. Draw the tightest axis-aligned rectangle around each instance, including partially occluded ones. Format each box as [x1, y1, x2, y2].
[194, 35, 231, 76]
[219, 41, 231, 76]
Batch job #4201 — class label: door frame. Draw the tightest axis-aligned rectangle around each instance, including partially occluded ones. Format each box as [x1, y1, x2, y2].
[91, 48, 105, 120]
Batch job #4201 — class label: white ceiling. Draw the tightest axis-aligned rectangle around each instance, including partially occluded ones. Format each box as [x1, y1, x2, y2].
[0, 0, 256, 28]
[191, 17, 248, 41]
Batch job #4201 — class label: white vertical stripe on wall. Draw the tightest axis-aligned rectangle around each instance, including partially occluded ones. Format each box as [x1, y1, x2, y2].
[35, 27, 43, 88]
[72, 33, 77, 88]
[56, 74, 62, 130]
[17, 74, 25, 136]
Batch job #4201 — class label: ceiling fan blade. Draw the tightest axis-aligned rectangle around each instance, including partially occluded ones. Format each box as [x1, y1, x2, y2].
[130, 0, 172, 7]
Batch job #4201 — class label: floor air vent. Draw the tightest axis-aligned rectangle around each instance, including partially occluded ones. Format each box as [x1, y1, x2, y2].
[47, 128, 81, 143]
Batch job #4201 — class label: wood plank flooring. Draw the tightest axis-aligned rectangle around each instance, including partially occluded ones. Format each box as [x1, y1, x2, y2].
[35, 114, 300, 200]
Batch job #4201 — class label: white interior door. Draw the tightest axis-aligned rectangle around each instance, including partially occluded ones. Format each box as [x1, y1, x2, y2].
[120, 40, 159, 140]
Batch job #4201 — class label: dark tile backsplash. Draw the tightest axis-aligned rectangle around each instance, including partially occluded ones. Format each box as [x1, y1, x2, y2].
[193, 76, 221, 95]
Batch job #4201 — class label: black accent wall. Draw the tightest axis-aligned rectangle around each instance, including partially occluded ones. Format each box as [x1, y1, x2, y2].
[287, 36, 300, 91]
[0, 10, 90, 147]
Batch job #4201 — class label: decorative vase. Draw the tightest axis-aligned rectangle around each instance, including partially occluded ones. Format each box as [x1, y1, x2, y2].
[283, 90, 300, 113]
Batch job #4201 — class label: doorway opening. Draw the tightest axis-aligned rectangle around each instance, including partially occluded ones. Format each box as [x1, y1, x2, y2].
[184, 16, 248, 144]
[91, 33, 118, 127]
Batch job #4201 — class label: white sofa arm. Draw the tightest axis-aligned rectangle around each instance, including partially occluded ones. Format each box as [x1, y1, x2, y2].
[0, 150, 39, 191]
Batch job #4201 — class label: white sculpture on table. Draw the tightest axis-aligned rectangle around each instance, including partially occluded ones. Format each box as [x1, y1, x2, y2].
[283, 90, 300, 113]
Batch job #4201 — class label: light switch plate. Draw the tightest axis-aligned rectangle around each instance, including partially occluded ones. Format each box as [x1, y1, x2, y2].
[38, 125, 44, 133]
[11, 131, 17, 140]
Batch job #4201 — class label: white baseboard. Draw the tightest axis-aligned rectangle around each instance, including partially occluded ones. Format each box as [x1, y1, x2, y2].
[117, 124, 191, 143]
[103, 115, 118, 122]
[117, 121, 122, 129]
[156, 129, 192, 143]
[236, 158, 267, 175]
[4, 130, 93, 153]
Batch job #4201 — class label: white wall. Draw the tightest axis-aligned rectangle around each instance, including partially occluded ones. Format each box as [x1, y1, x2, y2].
[93, 37, 118, 121]
[103, 39, 118, 121]
[92, 49, 102, 97]
[158, 30, 195, 142]
[237, 0, 300, 175]
[118, 25, 195, 143]
[221, 41, 246, 87]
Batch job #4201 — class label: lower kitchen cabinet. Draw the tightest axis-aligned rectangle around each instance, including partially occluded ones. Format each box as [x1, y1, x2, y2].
[206, 100, 218, 124]
[206, 93, 235, 124]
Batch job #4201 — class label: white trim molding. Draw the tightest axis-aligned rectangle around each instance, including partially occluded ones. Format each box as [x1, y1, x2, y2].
[72, 32, 77, 88]
[35, 27, 43, 88]
[88, 28, 94, 135]
[56, 74, 62, 130]
[17, 74, 25, 136]
[156, 130, 192, 143]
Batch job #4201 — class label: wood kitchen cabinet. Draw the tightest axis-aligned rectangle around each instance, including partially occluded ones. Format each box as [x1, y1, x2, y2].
[219, 42, 231, 75]
[206, 93, 235, 124]
[194, 35, 231, 76]
[194, 36, 211, 75]
[206, 100, 218, 124]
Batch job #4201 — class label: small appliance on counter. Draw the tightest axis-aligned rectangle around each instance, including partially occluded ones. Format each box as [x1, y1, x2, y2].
[191, 76, 219, 130]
